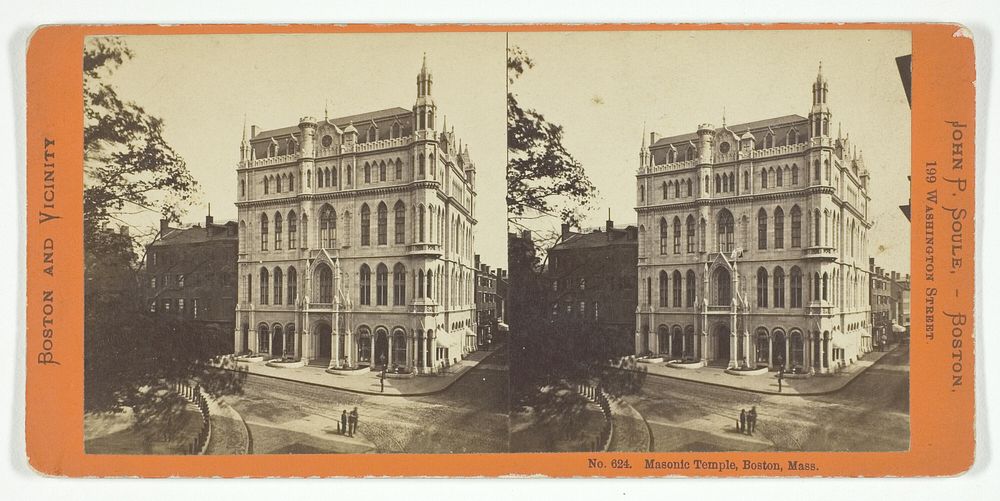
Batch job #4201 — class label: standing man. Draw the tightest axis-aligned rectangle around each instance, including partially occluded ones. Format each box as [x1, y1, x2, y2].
[380, 368, 386, 393]
[739, 409, 747, 434]
[349, 407, 358, 437]
[748, 406, 757, 435]
[777, 367, 784, 393]
[340, 410, 348, 435]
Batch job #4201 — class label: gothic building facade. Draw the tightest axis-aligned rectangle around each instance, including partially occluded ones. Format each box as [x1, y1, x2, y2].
[234, 57, 479, 373]
[634, 66, 873, 373]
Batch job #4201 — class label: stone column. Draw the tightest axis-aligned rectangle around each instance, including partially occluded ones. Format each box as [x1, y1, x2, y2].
[369, 335, 375, 367]
[767, 335, 773, 369]
[805, 332, 814, 375]
[785, 337, 791, 370]
[680, 333, 686, 358]
[344, 329, 352, 367]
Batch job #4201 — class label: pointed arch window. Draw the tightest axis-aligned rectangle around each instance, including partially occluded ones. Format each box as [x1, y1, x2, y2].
[757, 208, 768, 250]
[773, 267, 786, 308]
[376, 264, 388, 306]
[790, 206, 802, 248]
[426, 269, 433, 299]
[393, 263, 406, 306]
[659, 219, 668, 255]
[320, 205, 337, 249]
[774, 207, 785, 249]
[760, 168, 768, 189]
[686, 215, 695, 253]
[717, 210, 734, 253]
[686, 270, 696, 307]
[672, 217, 681, 254]
[359, 265, 371, 306]
[260, 213, 269, 251]
[360, 204, 371, 246]
[288, 211, 297, 248]
[395, 159, 403, 180]
[287, 267, 297, 305]
[662, 181, 668, 200]
[260, 268, 270, 305]
[377, 202, 388, 245]
[756, 268, 769, 308]
[686, 178, 693, 196]
[658, 271, 668, 307]
[776, 167, 784, 187]
[672, 270, 682, 307]
[394, 201, 406, 244]
[418, 155, 425, 175]
[263, 176, 270, 194]
[367, 126, 377, 142]
[273, 267, 283, 305]
[790, 267, 802, 308]
[792, 164, 799, 185]
[274, 212, 283, 250]
[364, 163, 372, 183]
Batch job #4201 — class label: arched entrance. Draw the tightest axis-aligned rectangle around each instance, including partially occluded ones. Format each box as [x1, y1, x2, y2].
[391, 329, 407, 368]
[773, 330, 787, 369]
[316, 322, 332, 360]
[657, 326, 668, 355]
[374, 328, 389, 368]
[713, 324, 731, 361]
[271, 324, 284, 358]
[790, 331, 805, 368]
[671, 326, 683, 357]
[755, 328, 770, 366]
[358, 327, 372, 364]
[257, 324, 270, 354]
[684, 325, 695, 358]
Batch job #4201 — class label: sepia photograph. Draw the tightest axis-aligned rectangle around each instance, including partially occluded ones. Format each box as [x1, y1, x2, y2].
[82, 32, 510, 455]
[507, 30, 912, 454]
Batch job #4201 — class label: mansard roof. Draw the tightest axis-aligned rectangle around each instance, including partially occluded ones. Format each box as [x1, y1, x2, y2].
[650, 114, 808, 149]
[252, 107, 411, 141]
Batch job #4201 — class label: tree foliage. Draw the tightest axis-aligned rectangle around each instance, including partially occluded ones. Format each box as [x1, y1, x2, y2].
[83, 38, 243, 421]
[84, 36, 197, 249]
[507, 46, 596, 228]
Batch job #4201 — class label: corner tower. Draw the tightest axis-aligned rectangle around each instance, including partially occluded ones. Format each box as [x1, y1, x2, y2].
[413, 54, 436, 133]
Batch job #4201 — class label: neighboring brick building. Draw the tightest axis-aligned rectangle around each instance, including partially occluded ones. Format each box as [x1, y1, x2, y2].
[146, 215, 239, 354]
[474, 254, 498, 348]
[547, 219, 638, 357]
[869, 258, 894, 350]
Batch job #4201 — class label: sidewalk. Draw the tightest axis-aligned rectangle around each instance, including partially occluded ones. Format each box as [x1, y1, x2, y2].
[228, 346, 501, 396]
[606, 396, 651, 452]
[639, 346, 897, 396]
[204, 395, 251, 455]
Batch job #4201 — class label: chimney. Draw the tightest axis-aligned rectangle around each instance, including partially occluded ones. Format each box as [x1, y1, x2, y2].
[561, 222, 571, 238]
[250, 125, 259, 138]
[650, 132, 660, 145]
[119, 225, 129, 237]
[606, 218, 614, 232]
[159, 218, 171, 235]
[475, 254, 481, 270]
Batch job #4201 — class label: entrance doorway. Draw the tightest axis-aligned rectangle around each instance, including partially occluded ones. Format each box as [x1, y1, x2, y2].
[671, 327, 683, 357]
[714, 324, 730, 361]
[271, 324, 284, 358]
[773, 331, 787, 369]
[316, 322, 332, 360]
[374, 329, 389, 368]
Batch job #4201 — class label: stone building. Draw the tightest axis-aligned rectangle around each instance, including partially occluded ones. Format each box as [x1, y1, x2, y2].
[146, 215, 239, 354]
[234, 56, 478, 372]
[634, 65, 873, 373]
[548, 219, 638, 357]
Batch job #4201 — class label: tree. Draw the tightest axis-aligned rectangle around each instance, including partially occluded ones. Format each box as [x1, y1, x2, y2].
[507, 46, 597, 229]
[83, 38, 243, 424]
[84, 36, 196, 250]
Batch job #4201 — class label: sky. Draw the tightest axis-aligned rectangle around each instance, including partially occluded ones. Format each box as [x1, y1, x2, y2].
[509, 29, 912, 274]
[107, 33, 508, 267]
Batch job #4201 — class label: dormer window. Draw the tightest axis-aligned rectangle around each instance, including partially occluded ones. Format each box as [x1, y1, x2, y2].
[367, 125, 377, 142]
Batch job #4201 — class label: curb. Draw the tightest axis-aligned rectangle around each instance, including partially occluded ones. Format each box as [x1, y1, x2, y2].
[226, 346, 503, 397]
[637, 346, 899, 397]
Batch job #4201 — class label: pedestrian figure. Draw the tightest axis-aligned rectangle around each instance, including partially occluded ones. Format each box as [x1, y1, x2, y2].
[739, 409, 747, 434]
[349, 407, 358, 436]
[777, 367, 784, 393]
[379, 369, 386, 393]
[748, 406, 757, 435]
[340, 410, 348, 435]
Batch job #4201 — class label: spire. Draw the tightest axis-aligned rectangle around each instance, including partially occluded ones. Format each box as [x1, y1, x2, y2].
[324, 99, 329, 122]
[722, 106, 727, 127]
[241, 114, 247, 142]
[421, 52, 428, 74]
[443, 114, 448, 132]
[641, 122, 647, 150]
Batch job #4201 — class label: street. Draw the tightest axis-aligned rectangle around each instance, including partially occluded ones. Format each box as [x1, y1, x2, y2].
[626, 345, 910, 452]
[221, 347, 509, 454]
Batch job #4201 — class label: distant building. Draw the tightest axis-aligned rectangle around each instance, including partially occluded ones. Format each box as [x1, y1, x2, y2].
[890, 271, 911, 341]
[869, 258, 894, 349]
[547, 219, 638, 357]
[496, 267, 509, 327]
[635, 65, 874, 372]
[146, 215, 239, 354]
[474, 254, 498, 347]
